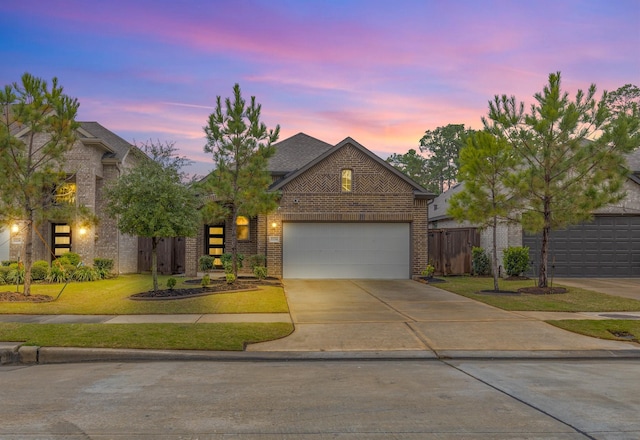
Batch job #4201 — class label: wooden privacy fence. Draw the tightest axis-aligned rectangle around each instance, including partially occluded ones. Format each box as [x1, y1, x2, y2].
[138, 237, 186, 275]
[428, 228, 479, 275]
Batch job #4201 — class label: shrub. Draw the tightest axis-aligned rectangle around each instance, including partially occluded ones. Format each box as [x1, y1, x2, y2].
[7, 263, 25, 284]
[0, 266, 11, 284]
[58, 252, 81, 266]
[472, 247, 490, 276]
[46, 262, 68, 283]
[225, 273, 236, 284]
[221, 253, 244, 271]
[421, 264, 435, 278]
[93, 258, 114, 279]
[253, 265, 267, 280]
[503, 246, 530, 277]
[199, 255, 215, 272]
[1, 260, 16, 267]
[73, 265, 99, 282]
[201, 273, 210, 288]
[166, 277, 177, 290]
[247, 254, 266, 269]
[31, 260, 50, 281]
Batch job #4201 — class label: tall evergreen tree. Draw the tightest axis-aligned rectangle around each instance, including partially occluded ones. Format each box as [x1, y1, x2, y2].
[419, 124, 475, 194]
[448, 131, 519, 291]
[203, 84, 280, 278]
[484, 72, 640, 288]
[0, 73, 84, 296]
[385, 149, 430, 190]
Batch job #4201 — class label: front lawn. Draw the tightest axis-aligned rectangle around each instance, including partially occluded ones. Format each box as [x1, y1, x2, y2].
[0, 274, 289, 315]
[435, 276, 640, 312]
[0, 322, 294, 350]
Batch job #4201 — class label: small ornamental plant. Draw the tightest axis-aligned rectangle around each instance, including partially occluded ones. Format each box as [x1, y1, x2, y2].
[166, 277, 177, 290]
[201, 274, 211, 288]
[421, 264, 435, 278]
[225, 273, 236, 284]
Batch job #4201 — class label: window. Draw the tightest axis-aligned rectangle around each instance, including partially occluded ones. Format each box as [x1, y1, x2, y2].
[52, 223, 72, 257]
[54, 182, 76, 205]
[341, 169, 352, 192]
[236, 216, 250, 240]
[205, 225, 225, 266]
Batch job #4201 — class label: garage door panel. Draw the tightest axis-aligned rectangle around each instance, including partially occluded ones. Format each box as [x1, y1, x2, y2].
[283, 223, 410, 279]
[524, 216, 640, 277]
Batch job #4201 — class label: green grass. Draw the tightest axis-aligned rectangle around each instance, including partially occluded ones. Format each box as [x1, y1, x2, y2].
[0, 275, 289, 315]
[548, 320, 640, 343]
[0, 322, 294, 350]
[435, 276, 640, 312]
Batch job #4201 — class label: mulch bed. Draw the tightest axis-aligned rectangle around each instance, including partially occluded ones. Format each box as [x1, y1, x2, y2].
[0, 291, 54, 302]
[477, 290, 520, 296]
[517, 286, 568, 295]
[130, 278, 282, 301]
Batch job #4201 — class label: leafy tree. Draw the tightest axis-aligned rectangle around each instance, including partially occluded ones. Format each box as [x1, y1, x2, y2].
[203, 83, 280, 278]
[419, 124, 475, 194]
[105, 140, 201, 292]
[605, 84, 640, 117]
[448, 131, 519, 291]
[483, 72, 640, 288]
[385, 149, 430, 189]
[0, 73, 85, 296]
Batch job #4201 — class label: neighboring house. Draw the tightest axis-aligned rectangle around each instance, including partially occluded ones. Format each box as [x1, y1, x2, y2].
[8, 122, 145, 273]
[428, 149, 640, 277]
[0, 227, 8, 261]
[185, 133, 434, 279]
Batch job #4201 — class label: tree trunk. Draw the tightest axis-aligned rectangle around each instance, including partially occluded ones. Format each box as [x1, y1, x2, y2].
[491, 218, 500, 292]
[151, 237, 159, 292]
[22, 218, 34, 296]
[538, 199, 552, 288]
[230, 209, 238, 279]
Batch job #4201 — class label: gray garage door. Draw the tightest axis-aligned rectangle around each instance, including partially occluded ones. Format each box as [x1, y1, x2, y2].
[283, 223, 410, 279]
[523, 216, 640, 277]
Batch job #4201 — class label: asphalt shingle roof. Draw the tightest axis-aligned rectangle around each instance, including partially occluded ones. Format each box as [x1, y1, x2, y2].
[78, 121, 133, 161]
[268, 132, 333, 174]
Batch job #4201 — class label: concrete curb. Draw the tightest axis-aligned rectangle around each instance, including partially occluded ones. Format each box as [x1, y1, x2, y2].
[5, 344, 640, 365]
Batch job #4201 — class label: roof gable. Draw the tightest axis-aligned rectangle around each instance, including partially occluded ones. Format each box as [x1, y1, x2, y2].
[271, 137, 434, 198]
[78, 122, 133, 161]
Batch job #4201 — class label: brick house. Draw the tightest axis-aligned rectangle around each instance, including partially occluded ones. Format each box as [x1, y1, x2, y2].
[185, 133, 434, 279]
[8, 122, 144, 273]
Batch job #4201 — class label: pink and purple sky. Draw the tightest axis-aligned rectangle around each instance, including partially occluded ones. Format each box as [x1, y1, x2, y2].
[2, 0, 639, 175]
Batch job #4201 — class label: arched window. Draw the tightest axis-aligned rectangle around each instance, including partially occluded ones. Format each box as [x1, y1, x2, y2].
[236, 216, 250, 240]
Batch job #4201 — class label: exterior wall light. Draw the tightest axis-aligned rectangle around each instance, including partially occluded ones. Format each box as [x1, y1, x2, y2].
[79, 227, 87, 236]
[11, 224, 19, 234]
[271, 222, 277, 229]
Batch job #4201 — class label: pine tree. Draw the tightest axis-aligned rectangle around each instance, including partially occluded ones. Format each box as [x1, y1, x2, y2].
[203, 84, 280, 278]
[483, 72, 640, 288]
[448, 131, 519, 291]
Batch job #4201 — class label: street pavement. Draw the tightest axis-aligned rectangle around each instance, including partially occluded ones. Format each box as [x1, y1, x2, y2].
[1, 278, 639, 364]
[1, 359, 638, 438]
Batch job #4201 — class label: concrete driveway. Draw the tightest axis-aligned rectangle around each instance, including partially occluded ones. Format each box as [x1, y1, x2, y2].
[248, 279, 640, 356]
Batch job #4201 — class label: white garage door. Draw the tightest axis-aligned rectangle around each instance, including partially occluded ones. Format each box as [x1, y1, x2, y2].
[283, 223, 410, 279]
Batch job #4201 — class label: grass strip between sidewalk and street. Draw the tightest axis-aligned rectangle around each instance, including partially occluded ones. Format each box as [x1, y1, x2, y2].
[0, 322, 294, 351]
[436, 276, 640, 344]
[547, 320, 640, 344]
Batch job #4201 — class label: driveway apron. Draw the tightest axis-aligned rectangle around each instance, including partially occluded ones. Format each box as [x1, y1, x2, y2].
[248, 279, 639, 355]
